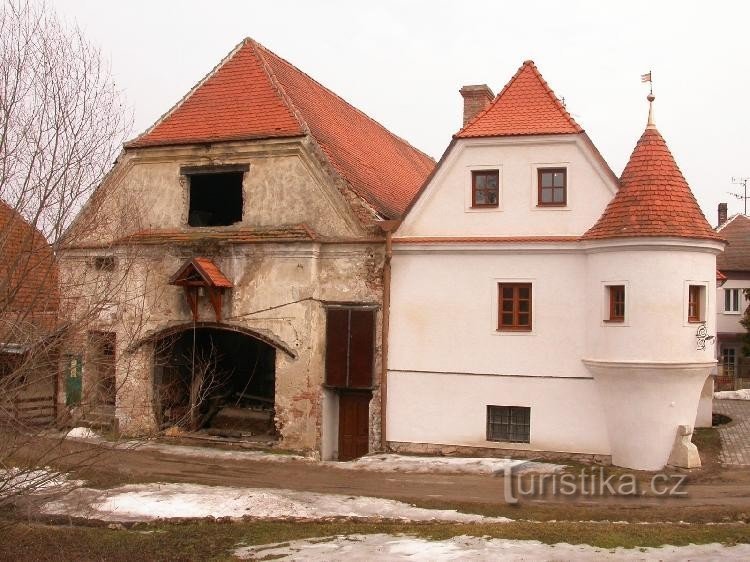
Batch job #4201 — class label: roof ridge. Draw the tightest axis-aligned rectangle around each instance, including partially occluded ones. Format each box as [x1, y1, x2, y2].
[126, 40, 251, 147]
[524, 60, 582, 132]
[717, 213, 750, 232]
[248, 39, 309, 135]
[253, 41, 435, 164]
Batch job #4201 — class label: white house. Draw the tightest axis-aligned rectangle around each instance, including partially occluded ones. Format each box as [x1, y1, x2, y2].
[385, 61, 725, 470]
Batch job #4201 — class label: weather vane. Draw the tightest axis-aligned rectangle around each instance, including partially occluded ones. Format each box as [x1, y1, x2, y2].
[641, 70, 653, 95]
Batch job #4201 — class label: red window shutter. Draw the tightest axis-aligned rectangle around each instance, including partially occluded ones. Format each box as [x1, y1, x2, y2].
[325, 309, 349, 387]
[348, 310, 375, 387]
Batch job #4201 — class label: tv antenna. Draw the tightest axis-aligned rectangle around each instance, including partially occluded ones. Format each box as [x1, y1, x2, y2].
[730, 177, 750, 215]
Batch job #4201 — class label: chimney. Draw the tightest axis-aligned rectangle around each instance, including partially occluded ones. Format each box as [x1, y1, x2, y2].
[718, 202, 728, 226]
[460, 84, 494, 127]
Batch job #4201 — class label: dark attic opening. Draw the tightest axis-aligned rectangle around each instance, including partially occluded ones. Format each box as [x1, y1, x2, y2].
[188, 171, 244, 227]
[153, 327, 276, 439]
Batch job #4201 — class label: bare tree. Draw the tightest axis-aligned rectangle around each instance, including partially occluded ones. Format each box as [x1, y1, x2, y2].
[0, 0, 135, 509]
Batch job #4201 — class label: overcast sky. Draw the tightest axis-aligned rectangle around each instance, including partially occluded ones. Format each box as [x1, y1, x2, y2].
[52, 0, 750, 225]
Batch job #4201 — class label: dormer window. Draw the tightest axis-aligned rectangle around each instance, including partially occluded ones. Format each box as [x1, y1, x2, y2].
[472, 170, 499, 207]
[538, 168, 566, 206]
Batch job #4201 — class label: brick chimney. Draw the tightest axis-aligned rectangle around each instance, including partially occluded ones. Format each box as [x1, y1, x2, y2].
[718, 202, 728, 227]
[460, 84, 494, 127]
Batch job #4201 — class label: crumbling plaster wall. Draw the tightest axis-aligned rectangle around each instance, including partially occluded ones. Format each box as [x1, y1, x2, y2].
[60, 138, 387, 455]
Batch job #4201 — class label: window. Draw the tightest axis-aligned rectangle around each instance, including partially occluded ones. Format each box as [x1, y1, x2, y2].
[688, 285, 703, 323]
[187, 170, 244, 227]
[725, 288, 741, 313]
[607, 285, 625, 322]
[538, 168, 566, 206]
[721, 347, 737, 378]
[471, 170, 499, 207]
[487, 405, 530, 443]
[93, 256, 116, 271]
[497, 283, 532, 331]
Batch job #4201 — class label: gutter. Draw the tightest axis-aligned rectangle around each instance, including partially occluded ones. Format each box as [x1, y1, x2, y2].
[377, 219, 400, 451]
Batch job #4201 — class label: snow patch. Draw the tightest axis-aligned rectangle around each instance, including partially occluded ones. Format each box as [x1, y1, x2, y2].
[715, 389, 750, 400]
[66, 427, 101, 440]
[233, 533, 750, 561]
[40, 482, 511, 523]
[333, 453, 563, 475]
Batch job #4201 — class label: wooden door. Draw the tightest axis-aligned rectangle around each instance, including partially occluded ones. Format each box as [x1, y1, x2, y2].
[338, 391, 371, 460]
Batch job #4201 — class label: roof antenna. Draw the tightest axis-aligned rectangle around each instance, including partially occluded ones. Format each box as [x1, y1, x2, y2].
[641, 70, 655, 128]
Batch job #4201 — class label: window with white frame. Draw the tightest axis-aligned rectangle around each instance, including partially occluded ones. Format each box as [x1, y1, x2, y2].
[725, 288, 741, 314]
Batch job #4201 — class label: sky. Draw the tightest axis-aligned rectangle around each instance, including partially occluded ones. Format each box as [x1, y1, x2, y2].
[51, 0, 750, 225]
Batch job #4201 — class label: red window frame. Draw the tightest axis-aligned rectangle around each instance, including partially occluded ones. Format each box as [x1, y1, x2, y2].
[537, 168, 567, 207]
[498, 283, 532, 331]
[607, 285, 625, 322]
[471, 170, 499, 208]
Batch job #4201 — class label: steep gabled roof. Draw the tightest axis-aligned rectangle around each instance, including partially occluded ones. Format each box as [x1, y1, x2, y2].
[126, 39, 434, 218]
[582, 122, 722, 242]
[455, 60, 583, 138]
[716, 214, 750, 271]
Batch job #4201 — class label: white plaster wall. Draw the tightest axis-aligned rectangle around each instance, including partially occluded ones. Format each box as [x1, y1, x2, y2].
[389, 250, 589, 377]
[585, 247, 719, 362]
[695, 375, 713, 428]
[398, 136, 616, 238]
[716, 279, 750, 334]
[386, 371, 610, 454]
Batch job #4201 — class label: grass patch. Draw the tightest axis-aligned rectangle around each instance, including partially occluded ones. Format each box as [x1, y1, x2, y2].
[1, 518, 749, 561]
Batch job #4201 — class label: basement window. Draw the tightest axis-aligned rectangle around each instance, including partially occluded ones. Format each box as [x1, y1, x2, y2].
[187, 171, 244, 227]
[487, 405, 530, 443]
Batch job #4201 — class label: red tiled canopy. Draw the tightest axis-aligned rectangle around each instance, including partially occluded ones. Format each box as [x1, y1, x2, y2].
[126, 39, 434, 219]
[169, 257, 233, 289]
[456, 60, 583, 139]
[583, 125, 723, 242]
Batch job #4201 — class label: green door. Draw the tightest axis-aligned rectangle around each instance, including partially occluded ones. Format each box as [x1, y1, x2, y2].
[65, 355, 82, 406]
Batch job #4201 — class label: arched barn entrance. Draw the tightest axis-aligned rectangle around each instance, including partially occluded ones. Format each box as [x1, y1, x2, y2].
[153, 326, 276, 438]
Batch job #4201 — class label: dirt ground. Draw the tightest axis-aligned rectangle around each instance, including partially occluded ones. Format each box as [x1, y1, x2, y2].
[9, 427, 750, 524]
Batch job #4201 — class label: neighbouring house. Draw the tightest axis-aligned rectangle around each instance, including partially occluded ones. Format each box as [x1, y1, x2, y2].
[386, 61, 724, 470]
[58, 38, 434, 459]
[715, 208, 750, 390]
[0, 200, 59, 428]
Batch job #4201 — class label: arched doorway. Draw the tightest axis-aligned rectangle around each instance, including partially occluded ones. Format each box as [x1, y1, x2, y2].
[153, 326, 276, 437]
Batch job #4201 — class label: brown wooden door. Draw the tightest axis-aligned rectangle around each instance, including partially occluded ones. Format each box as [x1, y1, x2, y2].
[338, 391, 371, 460]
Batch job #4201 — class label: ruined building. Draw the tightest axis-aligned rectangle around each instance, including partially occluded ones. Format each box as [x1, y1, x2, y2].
[58, 38, 434, 458]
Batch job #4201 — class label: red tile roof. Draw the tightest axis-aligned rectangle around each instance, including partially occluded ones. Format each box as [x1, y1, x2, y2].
[169, 257, 233, 288]
[115, 224, 316, 246]
[0, 200, 59, 332]
[193, 258, 233, 288]
[716, 214, 750, 271]
[456, 60, 583, 138]
[126, 39, 434, 219]
[582, 125, 722, 241]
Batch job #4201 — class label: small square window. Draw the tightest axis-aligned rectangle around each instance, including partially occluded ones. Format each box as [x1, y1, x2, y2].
[607, 285, 625, 322]
[188, 171, 244, 227]
[93, 256, 116, 271]
[497, 283, 532, 331]
[472, 170, 499, 207]
[688, 285, 704, 323]
[725, 288, 741, 313]
[487, 405, 530, 443]
[538, 168, 567, 206]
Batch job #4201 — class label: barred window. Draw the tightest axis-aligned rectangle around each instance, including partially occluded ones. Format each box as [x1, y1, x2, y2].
[487, 405, 530, 443]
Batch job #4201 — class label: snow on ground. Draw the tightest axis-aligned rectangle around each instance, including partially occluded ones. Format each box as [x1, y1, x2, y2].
[65, 427, 100, 439]
[40, 482, 511, 523]
[0, 467, 79, 498]
[233, 533, 750, 561]
[333, 453, 563, 475]
[715, 389, 750, 400]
